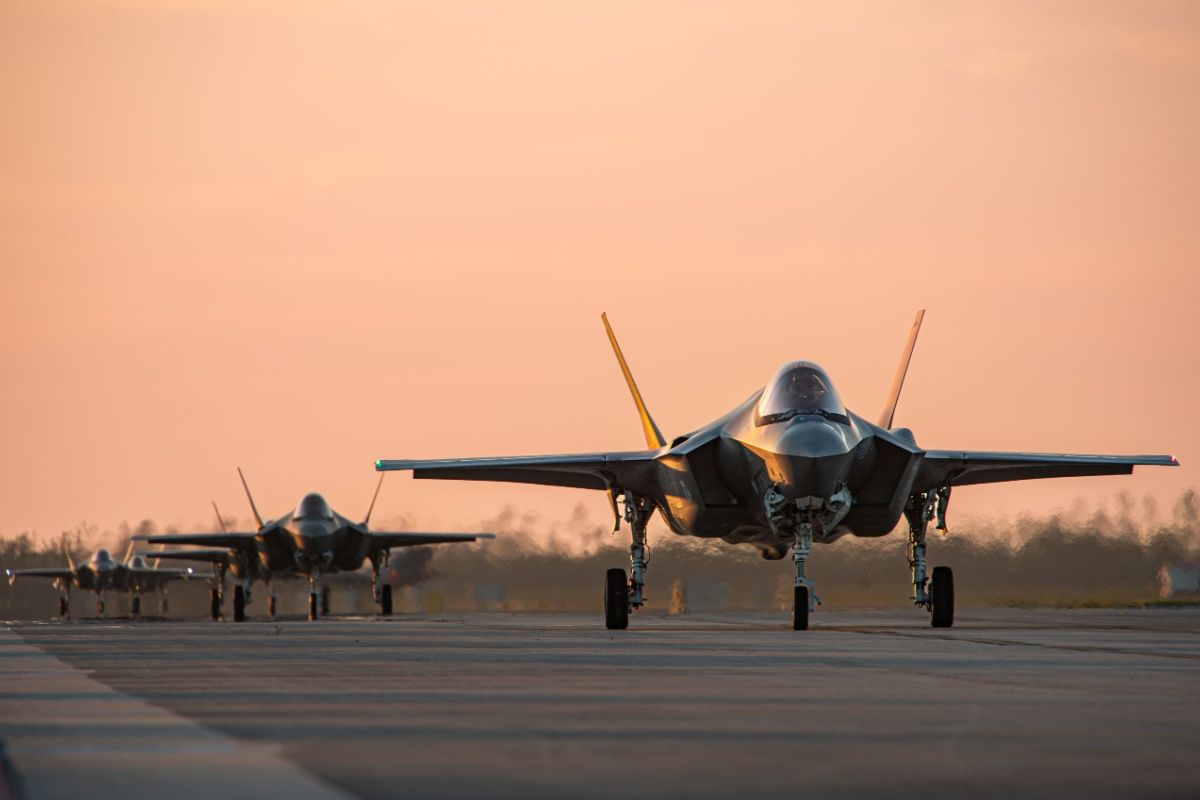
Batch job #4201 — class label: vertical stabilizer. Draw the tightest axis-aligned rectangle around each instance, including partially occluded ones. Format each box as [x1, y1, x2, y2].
[878, 310, 925, 430]
[601, 313, 666, 449]
[363, 473, 385, 526]
[236, 467, 265, 528]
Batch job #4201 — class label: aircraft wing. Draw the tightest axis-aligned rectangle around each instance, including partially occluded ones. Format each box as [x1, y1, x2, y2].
[128, 566, 196, 579]
[366, 532, 496, 548]
[376, 451, 660, 492]
[6, 568, 74, 582]
[136, 548, 234, 564]
[133, 532, 258, 550]
[917, 451, 1178, 489]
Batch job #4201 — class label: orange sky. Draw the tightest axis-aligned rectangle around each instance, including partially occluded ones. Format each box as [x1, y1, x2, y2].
[1, 1, 1197, 541]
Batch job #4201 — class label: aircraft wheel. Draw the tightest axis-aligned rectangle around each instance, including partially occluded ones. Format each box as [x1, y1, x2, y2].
[792, 586, 809, 631]
[380, 585, 393, 616]
[308, 592, 319, 621]
[930, 566, 954, 628]
[97, 599, 105, 617]
[160, 597, 169, 615]
[321, 588, 330, 617]
[210, 588, 221, 621]
[604, 568, 629, 630]
[58, 597, 68, 617]
[131, 596, 141, 616]
[268, 595, 277, 618]
[233, 586, 246, 622]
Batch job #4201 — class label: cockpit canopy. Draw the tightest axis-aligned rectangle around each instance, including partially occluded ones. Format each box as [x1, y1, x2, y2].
[294, 492, 334, 521]
[129, 555, 147, 569]
[92, 548, 113, 564]
[756, 362, 847, 424]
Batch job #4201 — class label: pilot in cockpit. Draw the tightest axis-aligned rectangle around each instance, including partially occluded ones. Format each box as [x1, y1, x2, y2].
[785, 369, 828, 408]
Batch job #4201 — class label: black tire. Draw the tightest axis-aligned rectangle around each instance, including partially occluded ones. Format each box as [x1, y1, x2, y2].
[210, 588, 221, 621]
[930, 566, 954, 628]
[268, 595, 277, 618]
[131, 596, 141, 616]
[793, 585, 809, 631]
[380, 585, 393, 616]
[308, 592, 319, 621]
[160, 596, 168, 615]
[321, 589, 330, 617]
[59, 596, 68, 617]
[604, 568, 629, 630]
[97, 598, 105, 617]
[233, 585, 246, 622]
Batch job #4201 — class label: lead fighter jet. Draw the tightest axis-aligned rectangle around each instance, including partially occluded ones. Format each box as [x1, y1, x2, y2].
[377, 312, 1178, 631]
[135, 471, 493, 621]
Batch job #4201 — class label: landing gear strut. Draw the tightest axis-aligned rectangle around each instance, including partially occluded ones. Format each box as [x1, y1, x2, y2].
[602, 492, 652, 630]
[210, 587, 222, 621]
[792, 522, 814, 631]
[371, 551, 393, 617]
[308, 569, 321, 621]
[905, 490, 954, 628]
[765, 485, 828, 631]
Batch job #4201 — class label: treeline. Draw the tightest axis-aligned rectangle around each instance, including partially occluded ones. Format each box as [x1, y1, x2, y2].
[2, 491, 1198, 619]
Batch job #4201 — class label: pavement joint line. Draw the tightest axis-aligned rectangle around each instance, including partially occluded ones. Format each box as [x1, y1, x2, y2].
[0, 629, 353, 800]
[841, 627, 1200, 661]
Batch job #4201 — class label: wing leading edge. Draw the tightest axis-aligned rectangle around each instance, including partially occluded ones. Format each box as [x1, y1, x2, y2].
[376, 451, 659, 492]
[133, 532, 258, 550]
[918, 450, 1178, 489]
[366, 532, 495, 548]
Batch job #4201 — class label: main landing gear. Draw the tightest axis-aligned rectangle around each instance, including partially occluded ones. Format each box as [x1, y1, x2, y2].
[370, 552, 393, 617]
[233, 585, 247, 622]
[905, 489, 954, 628]
[130, 594, 142, 617]
[210, 587, 222, 621]
[308, 569, 322, 621]
[602, 492, 652, 631]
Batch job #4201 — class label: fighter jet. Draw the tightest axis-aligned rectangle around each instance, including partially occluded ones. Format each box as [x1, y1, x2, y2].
[135, 470, 493, 622]
[6, 543, 195, 618]
[377, 312, 1178, 631]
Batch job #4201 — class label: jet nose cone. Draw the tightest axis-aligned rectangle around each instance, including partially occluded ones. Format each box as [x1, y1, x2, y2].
[775, 419, 853, 458]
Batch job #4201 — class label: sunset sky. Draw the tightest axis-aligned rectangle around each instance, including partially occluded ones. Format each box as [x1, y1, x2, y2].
[1, 1, 1196, 542]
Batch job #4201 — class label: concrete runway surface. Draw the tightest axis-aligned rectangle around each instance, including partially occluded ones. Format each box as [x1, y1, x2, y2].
[2, 609, 1198, 799]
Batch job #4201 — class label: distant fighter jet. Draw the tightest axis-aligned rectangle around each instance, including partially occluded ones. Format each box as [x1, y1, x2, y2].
[6, 543, 195, 618]
[135, 470, 493, 621]
[377, 312, 1178, 631]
